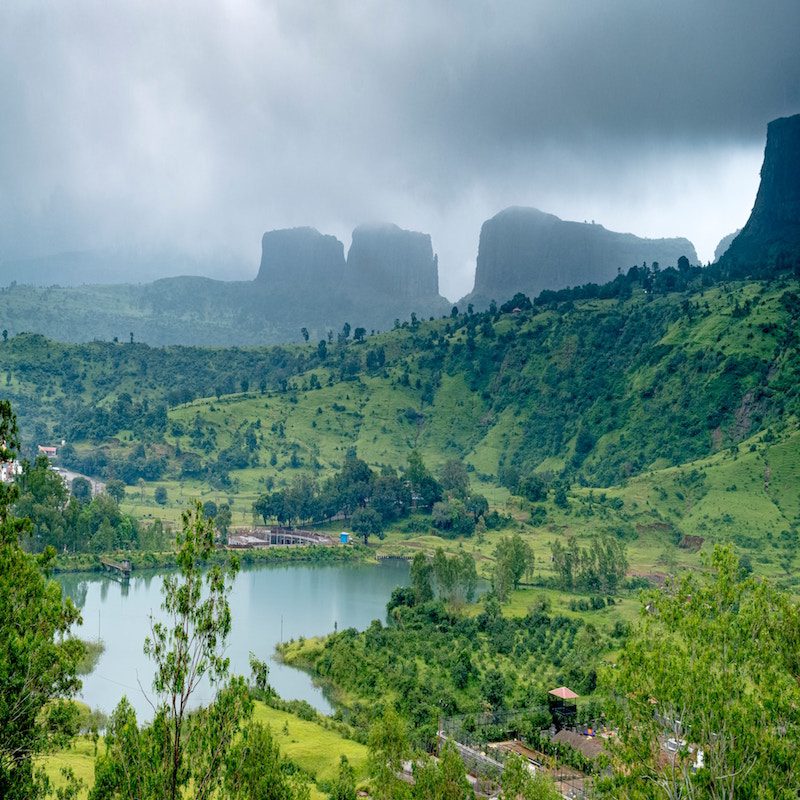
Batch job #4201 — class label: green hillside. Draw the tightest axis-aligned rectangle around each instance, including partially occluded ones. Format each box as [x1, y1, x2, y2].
[3, 273, 799, 578]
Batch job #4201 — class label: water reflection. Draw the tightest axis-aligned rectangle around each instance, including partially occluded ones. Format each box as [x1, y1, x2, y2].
[55, 560, 408, 722]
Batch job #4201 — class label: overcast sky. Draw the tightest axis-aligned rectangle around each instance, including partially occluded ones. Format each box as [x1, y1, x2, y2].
[1, 0, 799, 299]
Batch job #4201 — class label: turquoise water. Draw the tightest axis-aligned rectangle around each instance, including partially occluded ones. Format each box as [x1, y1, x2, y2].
[56, 560, 408, 721]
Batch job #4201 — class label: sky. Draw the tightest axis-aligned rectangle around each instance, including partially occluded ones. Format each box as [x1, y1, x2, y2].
[1, 0, 799, 300]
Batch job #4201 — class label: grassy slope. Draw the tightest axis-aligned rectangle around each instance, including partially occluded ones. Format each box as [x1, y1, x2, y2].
[252, 703, 369, 786]
[42, 701, 364, 799]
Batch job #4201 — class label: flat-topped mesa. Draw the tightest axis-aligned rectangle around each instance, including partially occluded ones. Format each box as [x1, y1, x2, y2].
[255, 226, 345, 292]
[345, 223, 440, 300]
[719, 113, 800, 275]
[463, 206, 697, 308]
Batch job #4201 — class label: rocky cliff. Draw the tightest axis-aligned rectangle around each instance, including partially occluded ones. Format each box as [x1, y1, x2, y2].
[346, 223, 440, 299]
[343, 223, 450, 321]
[714, 230, 741, 262]
[255, 227, 345, 293]
[719, 113, 800, 275]
[461, 207, 697, 308]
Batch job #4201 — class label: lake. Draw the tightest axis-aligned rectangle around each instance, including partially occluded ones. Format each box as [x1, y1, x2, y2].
[56, 559, 409, 721]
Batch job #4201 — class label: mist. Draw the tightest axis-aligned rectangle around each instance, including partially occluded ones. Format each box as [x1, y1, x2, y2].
[1, 0, 798, 299]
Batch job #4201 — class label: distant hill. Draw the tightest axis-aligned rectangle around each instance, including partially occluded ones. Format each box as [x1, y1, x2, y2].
[460, 207, 697, 310]
[0, 246, 250, 286]
[0, 223, 450, 345]
[719, 113, 800, 277]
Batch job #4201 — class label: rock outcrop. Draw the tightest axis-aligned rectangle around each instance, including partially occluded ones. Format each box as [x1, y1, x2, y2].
[714, 230, 741, 262]
[255, 227, 345, 293]
[718, 113, 800, 275]
[345, 223, 440, 300]
[461, 207, 697, 309]
[251, 222, 449, 332]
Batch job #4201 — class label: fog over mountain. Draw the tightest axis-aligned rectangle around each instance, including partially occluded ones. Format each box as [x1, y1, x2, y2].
[1, 1, 799, 298]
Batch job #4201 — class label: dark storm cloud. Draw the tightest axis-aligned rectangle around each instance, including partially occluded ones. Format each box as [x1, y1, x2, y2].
[1, 0, 799, 297]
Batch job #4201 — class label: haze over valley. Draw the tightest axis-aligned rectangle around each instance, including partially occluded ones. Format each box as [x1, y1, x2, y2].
[2, 3, 800, 800]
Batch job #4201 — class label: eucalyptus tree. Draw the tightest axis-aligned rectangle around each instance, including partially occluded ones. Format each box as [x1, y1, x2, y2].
[91, 502, 251, 800]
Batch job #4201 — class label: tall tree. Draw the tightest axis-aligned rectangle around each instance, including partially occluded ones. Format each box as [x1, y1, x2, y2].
[493, 534, 534, 601]
[0, 401, 84, 800]
[410, 552, 434, 604]
[91, 502, 250, 800]
[367, 707, 411, 800]
[438, 458, 470, 500]
[351, 507, 383, 545]
[500, 753, 561, 800]
[412, 741, 473, 799]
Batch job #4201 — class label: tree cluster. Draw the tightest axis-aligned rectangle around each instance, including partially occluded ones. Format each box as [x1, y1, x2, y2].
[550, 534, 628, 593]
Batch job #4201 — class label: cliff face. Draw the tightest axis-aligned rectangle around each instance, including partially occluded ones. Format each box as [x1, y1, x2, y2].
[714, 230, 741, 262]
[463, 207, 697, 308]
[255, 227, 345, 293]
[250, 222, 448, 333]
[346, 223, 440, 299]
[719, 113, 800, 274]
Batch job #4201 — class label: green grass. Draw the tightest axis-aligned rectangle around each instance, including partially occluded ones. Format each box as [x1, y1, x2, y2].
[252, 702, 369, 786]
[41, 735, 102, 799]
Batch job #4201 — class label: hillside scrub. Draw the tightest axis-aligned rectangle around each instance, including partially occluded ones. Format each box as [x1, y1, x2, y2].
[3, 277, 798, 496]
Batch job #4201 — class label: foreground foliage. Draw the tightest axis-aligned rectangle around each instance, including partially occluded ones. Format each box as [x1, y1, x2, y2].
[0, 402, 85, 799]
[599, 545, 800, 799]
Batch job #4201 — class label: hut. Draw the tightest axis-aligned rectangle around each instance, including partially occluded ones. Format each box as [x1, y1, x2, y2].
[548, 686, 578, 729]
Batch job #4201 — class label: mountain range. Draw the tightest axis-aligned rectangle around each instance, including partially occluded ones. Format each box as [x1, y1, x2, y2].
[0, 112, 797, 346]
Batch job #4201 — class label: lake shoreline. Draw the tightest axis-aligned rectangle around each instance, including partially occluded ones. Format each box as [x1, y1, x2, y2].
[52, 543, 369, 574]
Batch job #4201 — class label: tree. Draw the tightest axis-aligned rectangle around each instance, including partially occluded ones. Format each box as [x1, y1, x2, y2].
[597, 545, 800, 799]
[331, 754, 357, 800]
[215, 503, 232, 544]
[405, 451, 442, 509]
[367, 707, 411, 800]
[153, 486, 168, 506]
[300, 327, 309, 342]
[410, 552, 434, 604]
[353, 327, 366, 343]
[501, 753, 561, 800]
[412, 741, 473, 800]
[71, 477, 92, 503]
[371, 471, 411, 522]
[439, 458, 470, 500]
[105, 479, 126, 504]
[493, 533, 534, 602]
[351, 507, 383, 545]
[481, 668, 506, 709]
[0, 401, 84, 800]
[317, 340, 328, 361]
[432, 499, 476, 538]
[223, 720, 308, 800]
[519, 473, 547, 502]
[432, 548, 477, 606]
[92, 503, 250, 800]
[202, 500, 217, 519]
